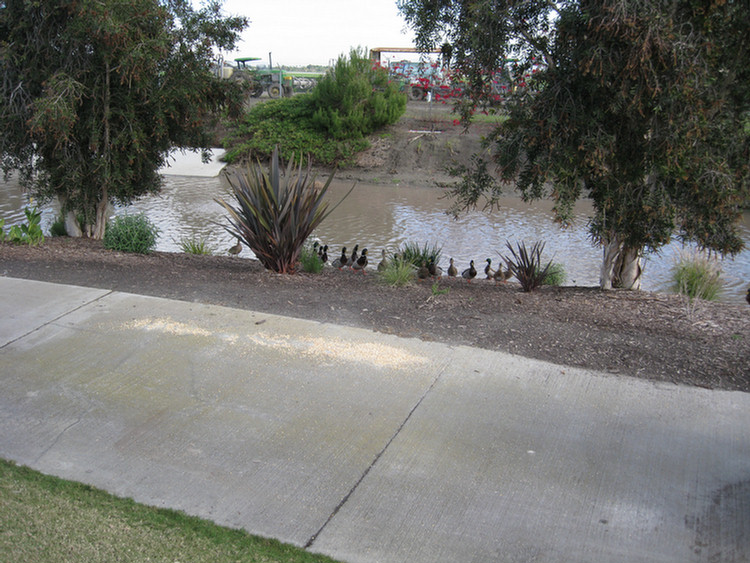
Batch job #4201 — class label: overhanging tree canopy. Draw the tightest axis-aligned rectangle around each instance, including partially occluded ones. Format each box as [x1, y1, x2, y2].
[398, 0, 749, 289]
[0, 0, 247, 238]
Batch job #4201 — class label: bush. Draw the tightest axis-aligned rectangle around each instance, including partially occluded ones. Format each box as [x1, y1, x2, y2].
[398, 242, 442, 269]
[502, 241, 552, 292]
[310, 48, 406, 140]
[542, 262, 567, 286]
[3, 206, 44, 246]
[217, 146, 353, 274]
[222, 96, 370, 167]
[49, 213, 67, 237]
[299, 242, 324, 273]
[672, 249, 722, 301]
[103, 214, 159, 254]
[377, 254, 416, 286]
[179, 235, 215, 255]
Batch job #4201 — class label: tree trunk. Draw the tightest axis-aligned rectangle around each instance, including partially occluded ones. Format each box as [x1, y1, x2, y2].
[91, 192, 108, 240]
[599, 234, 643, 290]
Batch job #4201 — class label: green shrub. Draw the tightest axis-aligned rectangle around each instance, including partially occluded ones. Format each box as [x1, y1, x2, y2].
[49, 213, 67, 237]
[310, 48, 406, 140]
[672, 249, 722, 301]
[179, 235, 215, 255]
[222, 96, 370, 167]
[398, 242, 442, 269]
[502, 241, 552, 292]
[4, 206, 44, 246]
[542, 262, 567, 286]
[103, 214, 159, 254]
[299, 242, 324, 273]
[217, 146, 353, 274]
[377, 255, 416, 286]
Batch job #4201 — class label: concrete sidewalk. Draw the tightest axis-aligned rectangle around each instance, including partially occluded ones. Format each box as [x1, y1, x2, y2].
[1, 276, 748, 563]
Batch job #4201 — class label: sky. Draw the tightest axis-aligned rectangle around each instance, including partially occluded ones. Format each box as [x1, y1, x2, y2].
[219, 0, 420, 67]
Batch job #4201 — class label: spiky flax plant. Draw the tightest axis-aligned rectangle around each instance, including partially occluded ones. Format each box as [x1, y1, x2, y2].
[217, 147, 353, 273]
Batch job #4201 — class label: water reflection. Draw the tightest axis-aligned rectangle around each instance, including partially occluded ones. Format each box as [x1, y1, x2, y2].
[2, 172, 749, 303]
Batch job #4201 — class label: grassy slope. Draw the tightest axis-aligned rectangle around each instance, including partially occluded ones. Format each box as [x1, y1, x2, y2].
[0, 459, 340, 563]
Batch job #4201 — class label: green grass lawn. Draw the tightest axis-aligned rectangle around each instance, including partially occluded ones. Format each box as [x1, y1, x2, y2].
[0, 459, 341, 563]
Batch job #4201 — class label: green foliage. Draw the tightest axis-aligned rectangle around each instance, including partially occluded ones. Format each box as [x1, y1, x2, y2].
[398, 242, 442, 269]
[299, 242, 325, 273]
[378, 255, 417, 286]
[502, 241, 552, 292]
[222, 96, 369, 167]
[672, 250, 723, 301]
[310, 48, 407, 140]
[3, 206, 45, 246]
[0, 0, 247, 239]
[103, 214, 159, 254]
[49, 213, 67, 237]
[444, 154, 502, 218]
[223, 49, 406, 167]
[217, 147, 353, 274]
[0, 459, 341, 563]
[542, 262, 567, 286]
[179, 235, 215, 255]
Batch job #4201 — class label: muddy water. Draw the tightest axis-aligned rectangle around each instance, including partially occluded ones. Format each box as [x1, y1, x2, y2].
[2, 173, 749, 304]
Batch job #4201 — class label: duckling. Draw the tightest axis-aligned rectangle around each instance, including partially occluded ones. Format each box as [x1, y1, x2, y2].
[462, 260, 477, 283]
[417, 260, 431, 280]
[349, 244, 359, 268]
[747, 286, 750, 305]
[228, 237, 242, 256]
[352, 248, 368, 274]
[332, 247, 348, 269]
[320, 245, 328, 264]
[428, 259, 442, 279]
[377, 249, 388, 272]
[484, 258, 495, 279]
[447, 257, 458, 277]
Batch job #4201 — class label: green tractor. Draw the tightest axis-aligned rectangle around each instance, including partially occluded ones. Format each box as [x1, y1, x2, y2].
[227, 56, 324, 99]
[230, 57, 291, 99]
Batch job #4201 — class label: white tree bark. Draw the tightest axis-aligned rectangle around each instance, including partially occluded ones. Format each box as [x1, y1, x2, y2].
[599, 234, 643, 290]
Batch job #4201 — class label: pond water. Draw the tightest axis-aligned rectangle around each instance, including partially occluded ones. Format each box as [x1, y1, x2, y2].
[2, 166, 749, 304]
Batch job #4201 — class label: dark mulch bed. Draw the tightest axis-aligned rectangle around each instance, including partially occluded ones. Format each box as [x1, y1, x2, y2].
[2, 238, 749, 392]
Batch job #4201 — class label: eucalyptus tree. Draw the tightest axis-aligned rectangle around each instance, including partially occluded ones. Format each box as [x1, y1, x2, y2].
[398, 0, 749, 289]
[0, 0, 247, 239]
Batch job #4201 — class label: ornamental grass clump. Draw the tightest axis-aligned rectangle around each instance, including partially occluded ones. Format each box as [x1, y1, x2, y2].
[399, 241, 442, 269]
[502, 241, 552, 292]
[672, 249, 723, 301]
[179, 235, 215, 255]
[298, 242, 324, 273]
[103, 214, 158, 254]
[217, 146, 353, 274]
[378, 254, 416, 286]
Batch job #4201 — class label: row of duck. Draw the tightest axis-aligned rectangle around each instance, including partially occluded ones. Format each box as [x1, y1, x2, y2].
[312, 242, 514, 282]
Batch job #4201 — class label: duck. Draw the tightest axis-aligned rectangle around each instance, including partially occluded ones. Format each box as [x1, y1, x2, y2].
[320, 245, 328, 264]
[493, 266, 513, 283]
[484, 258, 495, 279]
[462, 260, 477, 282]
[228, 237, 242, 256]
[352, 248, 368, 274]
[417, 260, 431, 280]
[428, 259, 442, 279]
[377, 249, 388, 272]
[349, 244, 359, 268]
[747, 286, 750, 305]
[332, 247, 348, 269]
[447, 257, 458, 277]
